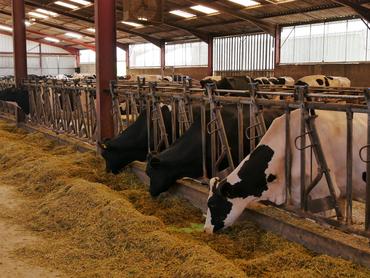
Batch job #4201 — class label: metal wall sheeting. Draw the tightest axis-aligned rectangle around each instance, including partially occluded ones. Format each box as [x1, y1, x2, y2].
[0, 34, 76, 77]
[213, 33, 275, 77]
[281, 19, 370, 64]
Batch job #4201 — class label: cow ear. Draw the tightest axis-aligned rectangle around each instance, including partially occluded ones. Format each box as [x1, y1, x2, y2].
[217, 182, 231, 197]
[209, 177, 219, 190]
[148, 152, 161, 167]
[216, 182, 231, 198]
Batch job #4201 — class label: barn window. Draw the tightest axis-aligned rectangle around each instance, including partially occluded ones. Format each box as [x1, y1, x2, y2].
[212, 33, 275, 76]
[165, 41, 208, 67]
[79, 48, 127, 76]
[281, 19, 369, 64]
[129, 43, 160, 68]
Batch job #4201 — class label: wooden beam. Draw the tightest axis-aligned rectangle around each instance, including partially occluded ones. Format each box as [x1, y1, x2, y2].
[24, 0, 163, 47]
[187, 0, 276, 36]
[331, 0, 370, 22]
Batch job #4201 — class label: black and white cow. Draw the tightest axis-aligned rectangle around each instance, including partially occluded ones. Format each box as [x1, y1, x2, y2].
[295, 75, 351, 87]
[0, 87, 29, 114]
[146, 106, 282, 197]
[254, 77, 272, 85]
[200, 76, 254, 90]
[101, 104, 173, 174]
[268, 76, 295, 86]
[204, 109, 366, 233]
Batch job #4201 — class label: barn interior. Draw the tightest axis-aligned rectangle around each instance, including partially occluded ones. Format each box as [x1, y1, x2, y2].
[0, 0, 370, 277]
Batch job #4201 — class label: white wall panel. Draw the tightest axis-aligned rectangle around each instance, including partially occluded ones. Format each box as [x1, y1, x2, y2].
[281, 19, 369, 64]
[0, 34, 76, 77]
[0, 34, 13, 52]
[26, 41, 40, 53]
[213, 33, 275, 72]
[59, 56, 75, 68]
[27, 56, 40, 68]
[0, 69, 14, 76]
[41, 44, 69, 54]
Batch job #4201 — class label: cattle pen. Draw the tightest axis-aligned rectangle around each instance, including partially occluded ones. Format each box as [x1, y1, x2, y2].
[1, 0, 370, 276]
[1, 76, 370, 271]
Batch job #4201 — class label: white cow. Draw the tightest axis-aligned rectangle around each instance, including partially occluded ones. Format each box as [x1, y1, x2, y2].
[204, 109, 366, 233]
[295, 75, 351, 87]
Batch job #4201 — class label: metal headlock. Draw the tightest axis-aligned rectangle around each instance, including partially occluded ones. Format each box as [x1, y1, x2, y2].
[294, 86, 344, 220]
[5, 77, 370, 240]
[149, 82, 170, 152]
[363, 88, 370, 232]
[205, 84, 235, 177]
[247, 83, 267, 151]
[110, 80, 122, 135]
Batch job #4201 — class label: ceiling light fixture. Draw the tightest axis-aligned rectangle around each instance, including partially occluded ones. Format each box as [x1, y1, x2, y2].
[0, 24, 12, 32]
[25, 20, 33, 27]
[45, 37, 60, 43]
[28, 11, 49, 19]
[69, 0, 91, 5]
[54, 1, 79, 9]
[169, 10, 196, 18]
[190, 5, 218, 14]
[35, 8, 58, 17]
[65, 32, 82, 39]
[121, 21, 144, 27]
[228, 0, 261, 7]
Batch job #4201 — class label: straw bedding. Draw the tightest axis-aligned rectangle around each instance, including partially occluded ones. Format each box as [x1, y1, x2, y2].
[0, 120, 369, 277]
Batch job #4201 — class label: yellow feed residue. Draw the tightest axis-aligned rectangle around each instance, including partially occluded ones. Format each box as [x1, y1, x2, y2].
[0, 120, 369, 278]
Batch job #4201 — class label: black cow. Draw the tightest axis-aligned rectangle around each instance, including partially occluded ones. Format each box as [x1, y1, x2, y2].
[0, 87, 29, 114]
[101, 105, 173, 174]
[146, 106, 282, 197]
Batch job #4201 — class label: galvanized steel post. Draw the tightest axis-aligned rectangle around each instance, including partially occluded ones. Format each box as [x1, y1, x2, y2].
[95, 0, 116, 145]
[207, 37, 213, 76]
[12, 0, 27, 88]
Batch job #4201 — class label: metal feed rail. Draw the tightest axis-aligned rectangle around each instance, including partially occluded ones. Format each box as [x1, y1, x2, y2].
[111, 81, 370, 240]
[2, 77, 370, 240]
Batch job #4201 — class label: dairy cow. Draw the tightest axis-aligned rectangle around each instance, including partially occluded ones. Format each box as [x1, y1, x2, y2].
[200, 76, 253, 90]
[146, 106, 282, 197]
[0, 87, 29, 114]
[204, 109, 366, 233]
[268, 76, 295, 86]
[295, 75, 351, 87]
[101, 105, 173, 174]
[254, 77, 272, 85]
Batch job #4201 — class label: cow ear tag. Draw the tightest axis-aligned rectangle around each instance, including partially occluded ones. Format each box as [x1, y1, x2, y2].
[98, 142, 108, 150]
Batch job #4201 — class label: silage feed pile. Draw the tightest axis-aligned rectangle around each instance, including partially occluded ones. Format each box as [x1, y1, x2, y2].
[0, 120, 369, 277]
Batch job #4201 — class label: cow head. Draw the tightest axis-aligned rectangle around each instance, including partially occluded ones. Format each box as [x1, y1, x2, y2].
[146, 152, 177, 197]
[204, 145, 275, 233]
[100, 141, 139, 174]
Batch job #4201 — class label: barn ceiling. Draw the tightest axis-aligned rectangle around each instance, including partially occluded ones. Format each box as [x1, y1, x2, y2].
[0, 0, 368, 51]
